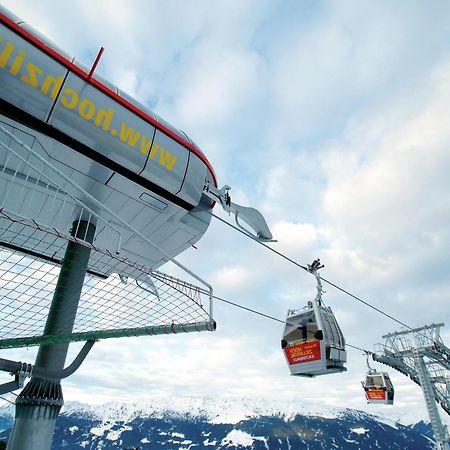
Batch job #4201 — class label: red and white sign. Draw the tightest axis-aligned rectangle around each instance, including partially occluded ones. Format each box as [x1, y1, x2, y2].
[366, 389, 386, 401]
[285, 340, 321, 365]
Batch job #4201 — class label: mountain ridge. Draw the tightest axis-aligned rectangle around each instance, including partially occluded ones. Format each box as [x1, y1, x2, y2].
[0, 396, 436, 449]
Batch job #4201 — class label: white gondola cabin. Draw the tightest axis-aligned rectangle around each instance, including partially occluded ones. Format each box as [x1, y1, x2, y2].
[281, 260, 347, 377]
[362, 357, 394, 405]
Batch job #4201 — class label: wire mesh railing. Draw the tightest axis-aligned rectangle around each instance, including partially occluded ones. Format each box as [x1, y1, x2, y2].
[0, 121, 214, 348]
[0, 243, 214, 348]
[0, 121, 123, 256]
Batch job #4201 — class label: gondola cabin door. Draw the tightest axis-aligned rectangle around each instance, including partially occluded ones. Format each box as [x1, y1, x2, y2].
[282, 309, 327, 376]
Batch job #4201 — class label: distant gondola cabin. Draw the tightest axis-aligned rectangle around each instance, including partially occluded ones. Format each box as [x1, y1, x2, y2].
[362, 371, 394, 405]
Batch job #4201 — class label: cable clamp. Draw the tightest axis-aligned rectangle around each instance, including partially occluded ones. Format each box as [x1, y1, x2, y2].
[14, 362, 33, 388]
[307, 259, 324, 274]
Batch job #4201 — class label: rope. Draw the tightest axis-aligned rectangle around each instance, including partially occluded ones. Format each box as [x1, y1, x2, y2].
[211, 213, 417, 334]
[211, 293, 373, 354]
[0, 395, 14, 406]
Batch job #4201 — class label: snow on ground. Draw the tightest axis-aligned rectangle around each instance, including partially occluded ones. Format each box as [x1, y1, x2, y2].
[221, 430, 254, 447]
[106, 425, 132, 441]
[171, 432, 185, 438]
[350, 427, 369, 435]
[61, 395, 429, 431]
[221, 429, 269, 448]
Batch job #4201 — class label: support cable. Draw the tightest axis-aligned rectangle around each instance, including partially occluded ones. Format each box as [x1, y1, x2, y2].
[210, 292, 371, 354]
[0, 395, 14, 406]
[212, 294, 285, 324]
[212, 213, 308, 271]
[318, 275, 411, 330]
[212, 213, 416, 333]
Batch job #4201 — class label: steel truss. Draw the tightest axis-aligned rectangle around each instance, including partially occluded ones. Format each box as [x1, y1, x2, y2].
[374, 323, 450, 450]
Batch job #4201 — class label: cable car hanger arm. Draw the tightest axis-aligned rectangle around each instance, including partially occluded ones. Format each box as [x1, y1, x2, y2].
[203, 183, 275, 242]
[307, 259, 326, 340]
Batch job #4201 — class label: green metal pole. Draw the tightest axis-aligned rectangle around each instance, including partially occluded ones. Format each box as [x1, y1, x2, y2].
[7, 220, 95, 450]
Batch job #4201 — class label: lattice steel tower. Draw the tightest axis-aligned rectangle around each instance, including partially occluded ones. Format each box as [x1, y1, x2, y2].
[374, 323, 450, 450]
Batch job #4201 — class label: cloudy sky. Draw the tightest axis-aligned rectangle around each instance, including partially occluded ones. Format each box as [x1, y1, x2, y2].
[1, 0, 450, 426]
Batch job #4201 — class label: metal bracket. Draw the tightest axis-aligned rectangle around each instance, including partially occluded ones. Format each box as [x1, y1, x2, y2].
[0, 340, 95, 394]
[136, 276, 160, 301]
[0, 362, 33, 395]
[307, 259, 325, 305]
[16, 362, 33, 387]
[364, 351, 377, 373]
[204, 182, 275, 242]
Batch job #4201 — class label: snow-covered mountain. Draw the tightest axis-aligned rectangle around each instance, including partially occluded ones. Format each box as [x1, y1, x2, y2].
[0, 397, 436, 449]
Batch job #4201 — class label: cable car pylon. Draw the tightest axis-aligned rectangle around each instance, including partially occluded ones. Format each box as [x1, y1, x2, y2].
[373, 323, 450, 450]
[7, 220, 95, 450]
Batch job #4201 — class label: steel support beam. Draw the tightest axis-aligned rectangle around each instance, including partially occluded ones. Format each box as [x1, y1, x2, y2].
[413, 349, 449, 450]
[7, 221, 94, 450]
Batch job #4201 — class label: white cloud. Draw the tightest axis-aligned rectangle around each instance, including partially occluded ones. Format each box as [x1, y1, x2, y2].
[212, 264, 258, 293]
[272, 221, 317, 254]
[322, 56, 450, 272]
[174, 46, 263, 129]
[269, 0, 450, 139]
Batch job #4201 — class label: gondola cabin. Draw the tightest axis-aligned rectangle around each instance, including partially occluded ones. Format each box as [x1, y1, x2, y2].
[281, 302, 347, 377]
[362, 370, 394, 405]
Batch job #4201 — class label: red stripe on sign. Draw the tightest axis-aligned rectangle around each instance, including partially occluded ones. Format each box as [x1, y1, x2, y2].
[367, 389, 386, 400]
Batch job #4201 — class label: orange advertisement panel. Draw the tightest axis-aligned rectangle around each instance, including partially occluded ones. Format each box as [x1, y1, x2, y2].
[366, 389, 386, 401]
[285, 340, 321, 365]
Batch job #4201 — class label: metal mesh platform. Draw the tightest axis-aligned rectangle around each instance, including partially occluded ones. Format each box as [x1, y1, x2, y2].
[0, 215, 213, 349]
